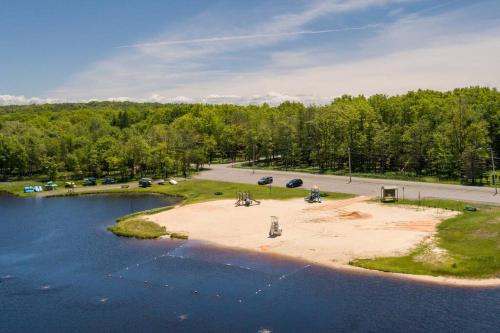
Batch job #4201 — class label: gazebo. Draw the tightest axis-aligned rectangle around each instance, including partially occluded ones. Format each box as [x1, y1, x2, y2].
[380, 186, 398, 202]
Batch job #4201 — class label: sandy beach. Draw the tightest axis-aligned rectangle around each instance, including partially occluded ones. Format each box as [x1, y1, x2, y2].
[147, 197, 500, 287]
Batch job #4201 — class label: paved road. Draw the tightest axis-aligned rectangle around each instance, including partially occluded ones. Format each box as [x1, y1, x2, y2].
[196, 164, 500, 205]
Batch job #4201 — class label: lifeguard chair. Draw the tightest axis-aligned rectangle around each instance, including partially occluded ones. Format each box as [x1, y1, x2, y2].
[381, 186, 398, 202]
[269, 216, 282, 237]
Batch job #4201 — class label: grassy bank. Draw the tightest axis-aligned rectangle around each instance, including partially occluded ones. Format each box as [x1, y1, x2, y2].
[0, 179, 137, 197]
[107, 218, 169, 239]
[0, 180, 43, 197]
[351, 198, 500, 279]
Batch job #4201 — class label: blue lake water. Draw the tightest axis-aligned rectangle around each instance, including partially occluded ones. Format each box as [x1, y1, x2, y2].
[0, 194, 499, 333]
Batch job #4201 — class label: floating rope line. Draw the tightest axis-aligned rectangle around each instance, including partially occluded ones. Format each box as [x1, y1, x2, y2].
[104, 244, 312, 304]
[106, 242, 188, 277]
[242, 264, 312, 301]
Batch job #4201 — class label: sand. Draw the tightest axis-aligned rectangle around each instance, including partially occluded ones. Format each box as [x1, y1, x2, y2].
[147, 197, 500, 287]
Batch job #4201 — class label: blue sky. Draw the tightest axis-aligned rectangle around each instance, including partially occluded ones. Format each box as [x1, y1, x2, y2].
[1, 0, 500, 105]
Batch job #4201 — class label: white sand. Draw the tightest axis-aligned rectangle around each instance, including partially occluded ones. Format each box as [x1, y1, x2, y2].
[147, 197, 500, 287]
[148, 197, 458, 263]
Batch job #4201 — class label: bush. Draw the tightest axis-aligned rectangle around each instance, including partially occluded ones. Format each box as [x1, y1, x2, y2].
[108, 218, 168, 239]
[170, 232, 189, 240]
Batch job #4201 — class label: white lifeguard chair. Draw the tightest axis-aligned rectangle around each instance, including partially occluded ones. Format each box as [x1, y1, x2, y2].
[269, 216, 282, 237]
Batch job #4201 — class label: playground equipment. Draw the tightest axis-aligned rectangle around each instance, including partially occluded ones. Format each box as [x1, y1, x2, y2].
[269, 216, 282, 237]
[381, 186, 398, 202]
[305, 185, 322, 203]
[235, 191, 261, 207]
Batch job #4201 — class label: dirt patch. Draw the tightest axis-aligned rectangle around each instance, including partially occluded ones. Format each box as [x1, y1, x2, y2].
[414, 238, 451, 266]
[474, 230, 499, 240]
[259, 241, 285, 251]
[391, 219, 440, 232]
[304, 196, 371, 212]
[338, 211, 371, 220]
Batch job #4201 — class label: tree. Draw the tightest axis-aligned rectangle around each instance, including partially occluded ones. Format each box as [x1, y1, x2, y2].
[41, 157, 58, 181]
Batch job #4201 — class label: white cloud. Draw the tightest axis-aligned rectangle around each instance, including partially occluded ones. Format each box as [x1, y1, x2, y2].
[5, 0, 497, 105]
[0, 95, 60, 106]
[0, 92, 334, 107]
[214, 32, 500, 97]
[48, 0, 406, 101]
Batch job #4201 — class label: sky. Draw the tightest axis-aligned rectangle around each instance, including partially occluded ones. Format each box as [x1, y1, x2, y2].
[1, 0, 500, 105]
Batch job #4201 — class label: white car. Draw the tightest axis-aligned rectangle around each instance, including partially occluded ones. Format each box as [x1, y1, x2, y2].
[168, 179, 178, 185]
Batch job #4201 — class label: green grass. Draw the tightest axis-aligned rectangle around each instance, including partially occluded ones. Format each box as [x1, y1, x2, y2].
[0, 179, 137, 197]
[170, 232, 189, 240]
[0, 180, 44, 197]
[125, 179, 353, 205]
[350, 199, 500, 278]
[115, 206, 176, 222]
[107, 218, 169, 239]
[375, 197, 477, 211]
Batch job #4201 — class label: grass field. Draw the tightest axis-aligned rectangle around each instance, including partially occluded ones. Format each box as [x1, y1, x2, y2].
[0, 180, 49, 197]
[351, 198, 500, 278]
[126, 179, 352, 204]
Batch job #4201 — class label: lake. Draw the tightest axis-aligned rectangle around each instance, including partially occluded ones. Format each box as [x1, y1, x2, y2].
[1, 194, 499, 332]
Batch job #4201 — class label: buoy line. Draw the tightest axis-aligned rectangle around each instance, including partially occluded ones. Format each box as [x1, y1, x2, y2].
[106, 242, 188, 277]
[104, 244, 312, 304]
[242, 264, 311, 301]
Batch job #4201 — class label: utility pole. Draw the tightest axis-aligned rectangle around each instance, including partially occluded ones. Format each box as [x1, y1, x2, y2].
[347, 147, 352, 184]
[252, 144, 256, 174]
[490, 148, 497, 195]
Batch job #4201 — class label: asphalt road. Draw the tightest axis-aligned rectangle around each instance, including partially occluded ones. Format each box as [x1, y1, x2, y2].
[196, 164, 500, 205]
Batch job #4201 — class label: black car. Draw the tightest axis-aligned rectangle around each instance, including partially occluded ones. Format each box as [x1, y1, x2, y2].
[102, 177, 116, 184]
[138, 178, 152, 187]
[258, 176, 273, 185]
[83, 177, 97, 186]
[286, 178, 303, 188]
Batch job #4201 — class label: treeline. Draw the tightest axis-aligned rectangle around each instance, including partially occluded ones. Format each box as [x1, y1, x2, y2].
[0, 87, 499, 184]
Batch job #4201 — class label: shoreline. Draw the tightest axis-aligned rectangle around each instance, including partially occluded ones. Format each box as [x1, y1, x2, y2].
[149, 197, 500, 288]
[171, 238, 500, 288]
[4, 188, 498, 287]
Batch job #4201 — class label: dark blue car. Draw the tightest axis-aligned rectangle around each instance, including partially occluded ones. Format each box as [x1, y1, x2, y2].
[286, 178, 303, 188]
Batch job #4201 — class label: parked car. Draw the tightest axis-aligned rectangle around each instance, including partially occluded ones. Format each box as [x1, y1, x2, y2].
[258, 176, 273, 185]
[24, 186, 35, 193]
[102, 177, 116, 184]
[286, 178, 303, 188]
[44, 181, 59, 191]
[139, 178, 152, 187]
[83, 177, 97, 186]
[168, 179, 178, 185]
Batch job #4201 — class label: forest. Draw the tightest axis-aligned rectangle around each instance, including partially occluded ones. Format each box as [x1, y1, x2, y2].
[0, 87, 499, 185]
